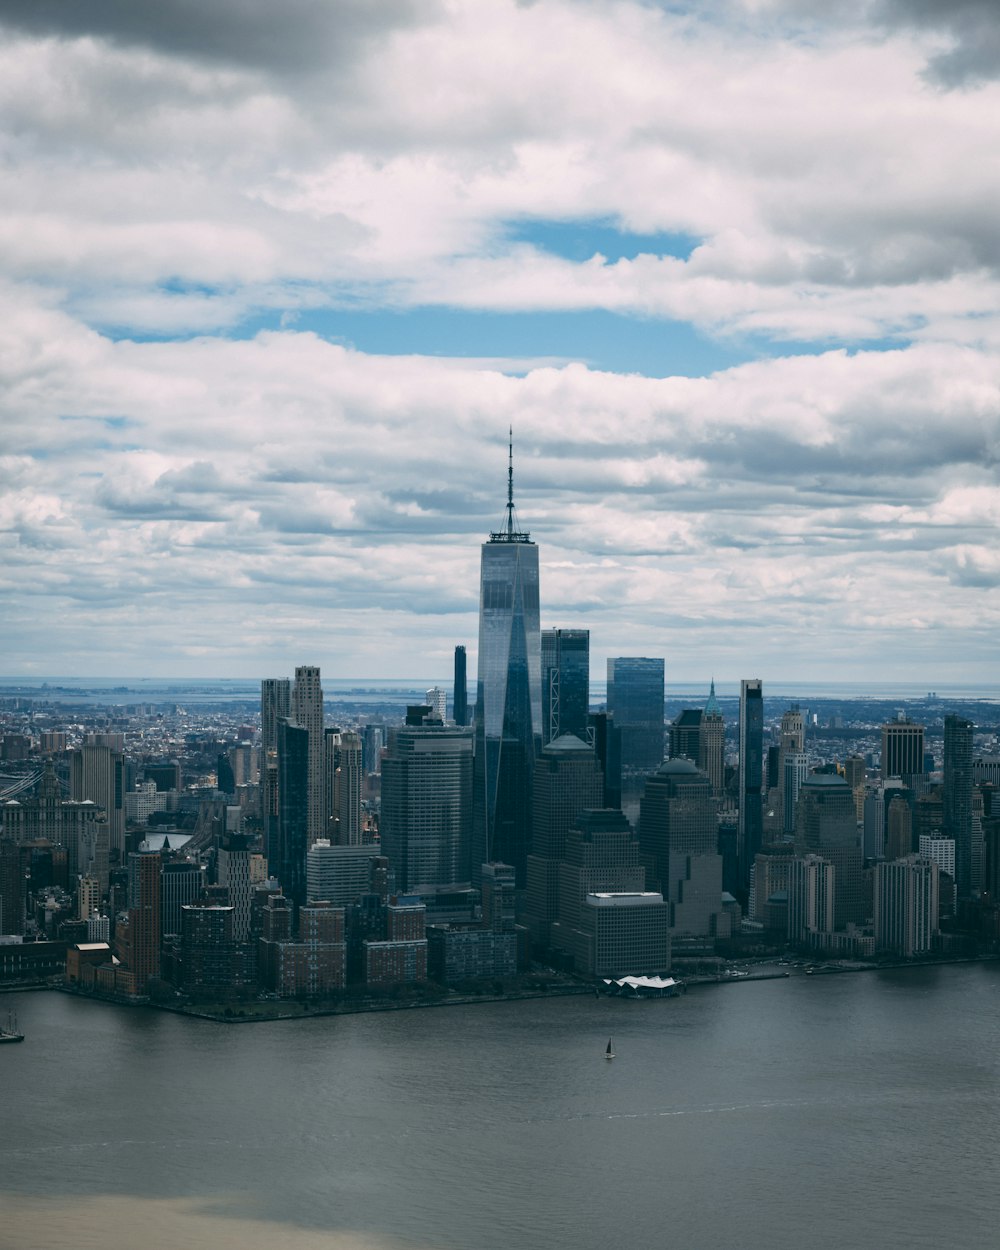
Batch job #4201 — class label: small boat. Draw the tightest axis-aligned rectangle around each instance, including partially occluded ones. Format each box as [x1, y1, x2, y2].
[0, 1009, 24, 1044]
[605, 1037, 615, 1061]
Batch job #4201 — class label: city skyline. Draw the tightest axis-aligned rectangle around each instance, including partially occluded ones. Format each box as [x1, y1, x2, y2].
[2, 3, 999, 682]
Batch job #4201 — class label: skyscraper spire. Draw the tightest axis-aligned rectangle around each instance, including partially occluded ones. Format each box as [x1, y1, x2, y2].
[490, 427, 529, 542]
[507, 425, 515, 537]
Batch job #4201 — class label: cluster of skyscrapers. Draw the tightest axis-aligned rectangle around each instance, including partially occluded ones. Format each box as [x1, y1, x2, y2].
[2, 442, 999, 1004]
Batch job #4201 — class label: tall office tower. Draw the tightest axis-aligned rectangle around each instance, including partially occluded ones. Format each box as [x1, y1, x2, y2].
[881, 717, 925, 785]
[362, 725, 385, 776]
[425, 688, 447, 722]
[787, 854, 836, 945]
[453, 646, 468, 726]
[702, 680, 725, 797]
[330, 730, 363, 847]
[275, 719, 310, 912]
[944, 714, 974, 897]
[473, 436, 542, 885]
[886, 793, 914, 860]
[775, 705, 805, 828]
[738, 679, 764, 888]
[873, 856, 940, 957]
[381, 718, 474, 895]
[541, 628, 590, 744]
[844, 755, 866, 821]
[586, 711, 622, 810]
[3, 760, 109, 885]
[125, 849, 161, 993]
[919, 832, 956, 916]
[607, 657, 665, 780]
[0, 838, 24, 935]
[752, 845, 795, 932]
[668, 709, 703, 764]
[863, 784, 886, 860]
[525, 735, 605, 950]
[262, 757, 279, 865]
[549, 809, 646, 955]
[293, 665, 326, 844]
[794, 774, 864, 929]
[638, 758, 725, 939]
[260, 678, 291, 763]
[217, 831, 253, 942]
[971, 789, 985, 896]
[783, 752, 809, 835]
[71, 740, 125, 860]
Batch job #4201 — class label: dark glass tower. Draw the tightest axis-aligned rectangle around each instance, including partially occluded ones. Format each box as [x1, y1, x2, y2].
[541, 628, 590, 744]
[474, 435, 542, 885]
[944, 713, 974, 897]
[275, 719, 310, 913]
[606, 657, 665, 780]
[738, 678, 763, 889]
[453, 645, 468, 727]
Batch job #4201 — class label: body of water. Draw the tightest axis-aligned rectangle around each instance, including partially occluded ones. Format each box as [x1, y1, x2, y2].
[2, 676, 998, 706]
[3, 965, 999, 1249]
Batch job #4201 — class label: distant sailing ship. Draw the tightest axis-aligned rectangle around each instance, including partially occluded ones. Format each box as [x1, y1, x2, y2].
[605, 1037, 615, 1060]
[0, 1009, 24, 1043]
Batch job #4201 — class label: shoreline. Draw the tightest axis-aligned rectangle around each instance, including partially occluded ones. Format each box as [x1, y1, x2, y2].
[22, 951, 996, 1022]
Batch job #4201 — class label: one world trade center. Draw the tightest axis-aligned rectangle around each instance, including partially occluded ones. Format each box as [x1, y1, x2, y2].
[474, 434, 542, 885]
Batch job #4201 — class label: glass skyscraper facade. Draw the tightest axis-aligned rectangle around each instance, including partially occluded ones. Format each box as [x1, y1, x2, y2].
[606, 657, 665, 779]
[541, 628, 590, 744]
[474, 443, 542, 885]
[739, 678, 764, 888]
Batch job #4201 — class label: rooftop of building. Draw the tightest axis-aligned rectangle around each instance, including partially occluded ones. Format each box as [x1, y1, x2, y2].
[543, 733, 591, 753]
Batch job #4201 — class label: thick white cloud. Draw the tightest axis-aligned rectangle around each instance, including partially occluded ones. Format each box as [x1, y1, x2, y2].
[0, 1, 997, 680]
[0, 281, 997, 679]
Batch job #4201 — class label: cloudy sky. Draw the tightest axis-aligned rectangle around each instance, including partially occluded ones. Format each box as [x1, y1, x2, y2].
[1, 0, 998, 684]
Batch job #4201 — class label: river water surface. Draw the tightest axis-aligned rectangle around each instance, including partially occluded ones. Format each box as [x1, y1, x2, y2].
[3, 964, 999, 1250]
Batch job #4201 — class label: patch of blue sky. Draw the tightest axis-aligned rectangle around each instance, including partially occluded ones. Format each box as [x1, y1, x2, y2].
[235, 305, 752, 377]
[503, 217, 699, 263]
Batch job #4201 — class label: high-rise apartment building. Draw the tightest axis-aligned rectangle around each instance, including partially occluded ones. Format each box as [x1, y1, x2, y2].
[873, 856, 940, 957]
[776, 705, 805, 828]
[787, 854, 836, 945]
[473, 438, 541, 885]
[292, 666, 325, 844]
[124, 849, 161, 993]
[0, 838, 23, 935]
[738, 679, 764, 886]
[425, 688, 447, 723]
[217, 832, 253, 942]
[783, 752, 809, 836]
[606, 657, 665, 780]
[944, 714, 974, 898]
[541, 628, 590, 744]
[324, 729, 363, 846]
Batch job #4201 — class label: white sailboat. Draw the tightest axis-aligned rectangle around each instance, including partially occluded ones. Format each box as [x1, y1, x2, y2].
[605, 1036, 615, 1060]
